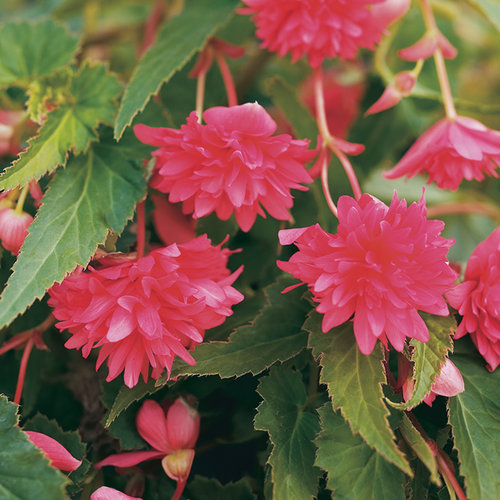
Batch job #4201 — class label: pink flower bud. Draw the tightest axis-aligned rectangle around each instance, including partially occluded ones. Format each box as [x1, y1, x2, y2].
[423, 358, 465, 406]
[25, 431, 82, 471]
[371, 0, 411, 28]
[90, 486, 142, 500]
[161, 449, 195, 482]
[166, 397, 200, 451]
[0, 208, 33, 254]
[399, 31, 457, 61]
[0, 110, 25, 156]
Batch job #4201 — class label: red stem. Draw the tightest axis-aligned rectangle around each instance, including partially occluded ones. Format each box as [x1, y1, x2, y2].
[320, 150, 338, 218]
[427, 201, 500, 221]
[136, 201, 146, 259]
[196, 71, 207, 122]
[171, 479, 187, 500]
[436, 451, 468, 500]
[216, 53, 238, 107]
[0, 331, 31, 355]
[139, 1, 165, 56]
[14, 336, 34, 405]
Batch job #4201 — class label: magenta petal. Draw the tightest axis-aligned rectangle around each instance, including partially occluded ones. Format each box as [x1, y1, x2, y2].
[90, 486, 143, 500]
[136, 400, 170, 452]
[25, 431, 82, 471]
[95, 450, 165, 469]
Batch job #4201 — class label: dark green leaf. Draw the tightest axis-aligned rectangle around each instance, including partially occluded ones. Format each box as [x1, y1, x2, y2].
[0, 137, 146, 328]
[189, 476, 257, 500]
[306, 310, 412, 475]
[315, 403, 406, 500]
[114, 0, 238, 139]
[0, 62, 121, 191]
[254, 366, 321, 500]
[448, 339, 500, 500]
[0, 395, 69, 500]
[0, 20, 78, 87]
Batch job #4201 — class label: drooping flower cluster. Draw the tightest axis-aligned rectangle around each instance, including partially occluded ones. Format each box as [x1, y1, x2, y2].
[385, 116, 500, 190]
[446, 227, 500, 371]
[240, 0, 390, 67]
[135, 103, 314, 232]
[278, 192, 457, 354]
[48, 236, 243, 387]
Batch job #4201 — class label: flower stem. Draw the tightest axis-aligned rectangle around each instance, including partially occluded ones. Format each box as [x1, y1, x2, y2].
[15, 184, 29, 214]
[14, 335, 34, 405]
[171, 479, 187, 500]
[320, 151, 338, 218]
[136, 201, 146, 259]
[216, 53, 238, 107]
[419, 0, 457, 119]
[196, 71, 207, 122]
[427, 201, 500, 222]
[314, 67, 362, 200]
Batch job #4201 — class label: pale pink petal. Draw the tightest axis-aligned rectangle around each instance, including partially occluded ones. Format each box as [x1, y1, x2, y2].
[91, 486, 142, 500]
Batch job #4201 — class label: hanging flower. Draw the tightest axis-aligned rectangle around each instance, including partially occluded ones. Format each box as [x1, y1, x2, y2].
[384, 116, 500, 190]
[0, 207, 33, 254]
[446, 227, 500, 371]
[240, 0, 389, 67]
[278, 192, 457, 354]
[48, 236, 243, 387]
[135, 103, 314, 232]
[25, 431, 82, 471]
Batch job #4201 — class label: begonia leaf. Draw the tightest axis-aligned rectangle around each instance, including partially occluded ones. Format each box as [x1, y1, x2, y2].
[0, 137, 146, 328]
[0, 62, 121, 191]
[448, 338, 500, 500]
[315, 403, 406, 500]
[306, 310, 412, 475]
[0, 395, 69, 500]
[167, 276, 310, 379]
[114, 0, 238, 139]
[0, 19, 78, 87]
[466, 0, 500, 31]
[189, 476, 256, 500]
[388, 313, 454, 410]
[254, 366, 321, 500]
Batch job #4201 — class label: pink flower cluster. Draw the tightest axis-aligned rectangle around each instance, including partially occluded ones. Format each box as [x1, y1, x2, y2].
[278, 193, 457, 354]
[135, 103, 314, 232]
[49, 236, 243, 387]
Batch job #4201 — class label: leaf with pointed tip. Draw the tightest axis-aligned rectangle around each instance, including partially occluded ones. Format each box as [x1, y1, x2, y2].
[254, 367, 321, 500]
[164, 276, 309, 380]
[0, 138, 146, 329]
[0, 62, 121, 191]
[0, 19, 78, 87]
[388, 313, 454, 410]
[0, 395, 69, 500]
[114, 0, 238, 139]
[189, 476, 256, 500]
[315, 403, 406, 500]
[306, 310, 412, 475]
[448, 339, 500, 500]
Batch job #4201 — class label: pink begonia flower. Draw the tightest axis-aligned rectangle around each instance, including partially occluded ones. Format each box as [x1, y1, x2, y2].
[446, 227, 500, 371]
[300, 66, 365, 139]
[96, 398, 199, 476]
[402, 358, 465, 406]
[25, 431, 82, 471]
[0, 208, 33, 254]
[135, 103, 314, 232]
[240, 0, 388, 67]
[278, 192, 457, 354]
[384, 116, 500, 190]
[91, 486, 142, 500]
[48, 236, 243, 388]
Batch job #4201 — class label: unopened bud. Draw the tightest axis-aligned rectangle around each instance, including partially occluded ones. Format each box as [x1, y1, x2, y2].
[161, 449, 195, 482]
[371, 0, 411, 28]
[0, 208, 33, 254]
[366, 71, 416, 116]
[423, 358, 465, 406]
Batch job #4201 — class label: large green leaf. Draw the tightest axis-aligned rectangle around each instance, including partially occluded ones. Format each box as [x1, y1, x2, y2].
[254, 366, 321, 500]
[315, 403, 406, 500]
[306, 311, 412, 475]
[162, 276, 309, 379]
[0, 19, 78, 87]
[0, 138, 146, 328]
[388, 314, 454, 410]
[0, 62, 121, 191]
[114, 0, 238, 139]
[448, 339, 500, 500]
[189, 476, 256, 500]
[0, 395, 69, 500]
[466, 0, 500, 31]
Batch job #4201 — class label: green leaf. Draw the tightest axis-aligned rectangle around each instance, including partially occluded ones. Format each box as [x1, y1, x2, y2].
[306, 310, 412, 475]
[466, 0, 500, 31]
[189, 476, 257, 500]
[0, 19, 79, 87]
[166, 276, 310, 379]
[315, 403, 406, 500]
[388, 313, 454, 410]
[254, 366, 321, 500]
[0, 137, 146, 328]
[114, 0, 238, 139]
[266, 76, 318, 143]
[399, 414, 440, 485]
[448, 339, 500, 500]
[0, 395, 69, 500]
[0, 62, 122, 191]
